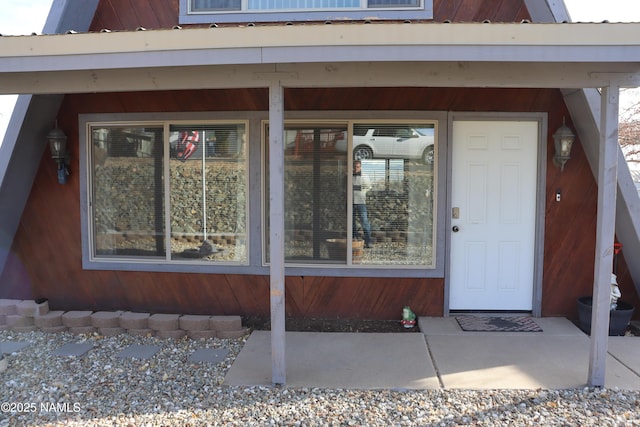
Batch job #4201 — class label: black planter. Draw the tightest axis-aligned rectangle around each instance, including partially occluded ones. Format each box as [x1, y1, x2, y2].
[577, 296, 635, 336]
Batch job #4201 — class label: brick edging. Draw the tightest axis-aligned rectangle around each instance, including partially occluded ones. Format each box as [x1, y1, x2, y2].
[0, 299, 249, 340]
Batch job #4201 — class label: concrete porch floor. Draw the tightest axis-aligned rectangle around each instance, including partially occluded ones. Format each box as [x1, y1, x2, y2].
[224, 317, 640, 390]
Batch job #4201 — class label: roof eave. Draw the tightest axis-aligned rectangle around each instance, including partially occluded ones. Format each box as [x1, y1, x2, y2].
[1, 22, 640, 70]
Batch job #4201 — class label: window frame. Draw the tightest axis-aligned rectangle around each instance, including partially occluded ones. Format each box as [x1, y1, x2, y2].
[261, 114, 446, 274]
[179, 0, 433, 24]
[80, 111, 446, 278]
[80, 113, 253, 274]
[261, 119, 351, 267]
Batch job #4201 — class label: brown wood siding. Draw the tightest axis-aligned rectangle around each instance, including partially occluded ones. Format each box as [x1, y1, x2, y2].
[2, 85, 633, 321]
[432, 0, 530, 23]
[90, 0, 178, 31]
[87, 0, 530, 32]
[2, 1, 636, 321]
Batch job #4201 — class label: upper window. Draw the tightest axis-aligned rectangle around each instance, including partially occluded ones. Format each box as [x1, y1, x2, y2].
[190, 0, 418, 12]
[87, 121, 248, 265]
[180, 0, 432, 23]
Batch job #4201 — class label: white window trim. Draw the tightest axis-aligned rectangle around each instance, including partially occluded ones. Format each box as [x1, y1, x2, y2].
[179, 0, 433, 24]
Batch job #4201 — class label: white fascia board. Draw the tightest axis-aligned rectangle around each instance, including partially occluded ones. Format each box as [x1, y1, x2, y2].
[1, 23, 640, 73]
[0, 62, 639, 95]
[260, 45, 640, 64]
[0, 49, 265, 72]
[4, 45, 640, 74]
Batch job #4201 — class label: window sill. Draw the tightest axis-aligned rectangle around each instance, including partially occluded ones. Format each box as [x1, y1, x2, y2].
[82, 259, 441, 277]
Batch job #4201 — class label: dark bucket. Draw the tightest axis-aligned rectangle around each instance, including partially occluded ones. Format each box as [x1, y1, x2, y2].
[577, 296, 635, 336]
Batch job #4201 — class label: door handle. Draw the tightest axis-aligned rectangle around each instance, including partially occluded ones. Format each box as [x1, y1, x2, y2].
[452, 226, 460, 232]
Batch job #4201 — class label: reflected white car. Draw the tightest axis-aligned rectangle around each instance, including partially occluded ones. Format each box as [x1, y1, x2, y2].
[336, 127, 435, 164]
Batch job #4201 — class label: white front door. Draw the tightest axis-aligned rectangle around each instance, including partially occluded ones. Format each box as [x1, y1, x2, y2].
[450, 120, 538, 311]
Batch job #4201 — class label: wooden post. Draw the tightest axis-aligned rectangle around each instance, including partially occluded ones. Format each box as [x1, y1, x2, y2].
[588, 83, 619, 387]
[269, 81, 286, 385]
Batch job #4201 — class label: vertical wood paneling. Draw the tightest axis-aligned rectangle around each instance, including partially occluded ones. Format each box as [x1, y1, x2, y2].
[90, 0, 177, 31]
[90, 1, 120, 31]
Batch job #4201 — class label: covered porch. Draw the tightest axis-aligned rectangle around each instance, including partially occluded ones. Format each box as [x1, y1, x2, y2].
[0, 22, 639, 386]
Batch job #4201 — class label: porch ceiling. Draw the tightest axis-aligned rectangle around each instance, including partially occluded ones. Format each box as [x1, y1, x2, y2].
[0, 23, 639, 94]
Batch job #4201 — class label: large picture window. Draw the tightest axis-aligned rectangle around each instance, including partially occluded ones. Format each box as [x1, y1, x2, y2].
[265, 121, 436, 267]
[88, 122, 248, 264]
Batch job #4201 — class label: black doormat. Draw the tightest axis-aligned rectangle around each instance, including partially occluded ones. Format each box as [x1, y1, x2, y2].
[455, 316, 543, 332]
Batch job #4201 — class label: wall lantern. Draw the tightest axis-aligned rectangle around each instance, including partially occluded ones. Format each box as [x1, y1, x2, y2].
[47, 124, 69, 184]
[553, 117, 575, 172]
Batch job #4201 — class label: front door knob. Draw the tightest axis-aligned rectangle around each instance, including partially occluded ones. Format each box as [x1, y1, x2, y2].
[452, 226, 460, 232]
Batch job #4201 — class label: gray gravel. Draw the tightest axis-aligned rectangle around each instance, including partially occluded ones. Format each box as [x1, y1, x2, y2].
[2, 330, 640, 426]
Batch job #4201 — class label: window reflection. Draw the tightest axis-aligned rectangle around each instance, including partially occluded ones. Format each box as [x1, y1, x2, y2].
[358, 156, 434, 266]
[91, 126, 165, 258]
[169, 124, 247, 263]
[88, 122, 248, 263]
[266, 125, 349, 264]
[265, 121, 436, 267]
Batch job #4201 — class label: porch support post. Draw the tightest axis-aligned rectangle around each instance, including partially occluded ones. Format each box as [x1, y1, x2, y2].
[269, 80, 286, 385]
[588, 83, 619, 387]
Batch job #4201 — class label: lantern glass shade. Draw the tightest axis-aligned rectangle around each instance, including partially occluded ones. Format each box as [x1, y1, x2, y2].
[558, 135, 573, 157]
[47, 128, 67, 160]
[553, 119, 575, 171]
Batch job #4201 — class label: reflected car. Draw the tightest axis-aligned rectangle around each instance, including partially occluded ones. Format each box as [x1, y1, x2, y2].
[336, 127, 435, 164]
